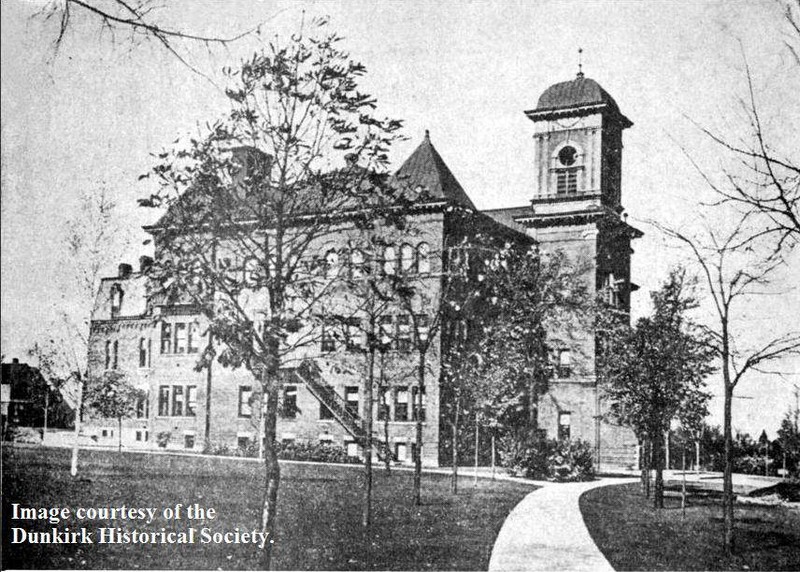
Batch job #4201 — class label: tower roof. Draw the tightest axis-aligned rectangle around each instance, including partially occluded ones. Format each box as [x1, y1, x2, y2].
[526, 75, 632, 127]
[394, 132, 476, 210]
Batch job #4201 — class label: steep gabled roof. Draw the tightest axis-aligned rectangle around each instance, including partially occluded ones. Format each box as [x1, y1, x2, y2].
[394, 132, 476, 210]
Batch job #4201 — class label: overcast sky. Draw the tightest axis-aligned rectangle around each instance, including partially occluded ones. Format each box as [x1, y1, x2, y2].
[2, 0, 798, 437]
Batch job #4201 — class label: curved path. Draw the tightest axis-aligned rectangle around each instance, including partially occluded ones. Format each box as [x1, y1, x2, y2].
[488, 478, 637, 571]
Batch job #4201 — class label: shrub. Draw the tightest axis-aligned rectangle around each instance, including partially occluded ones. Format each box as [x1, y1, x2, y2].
[276, 440, 361, 464]
[6, 426, 42, 444]
[499, 430, 594, 481]
[156, 431, 171, 448]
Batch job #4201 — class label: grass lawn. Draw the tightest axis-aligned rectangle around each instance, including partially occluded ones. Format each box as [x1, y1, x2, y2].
[580, 482, 800, 571]
[2, 445, 534, 570]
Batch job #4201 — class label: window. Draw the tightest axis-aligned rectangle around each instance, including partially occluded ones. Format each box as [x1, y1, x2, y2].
[345, 440, 360, 458]
[395, 442, 408, 462]
[556, 170, 578, 194]
[558, 412, 571, 441]
[172, 385, 184, 416]
[237, 436, 251, 450]
[603, 273, 621, 307]
[135, 430, 145, 442]
[160, 323, 172, 354]
[412, 386, 426, 421]
[400, 243, 415, 273]
[558, 350, 572, 378]
[187, 323, 199, 354]
[321, 326, 336, 353]
[396, 315, 412, 352]
[416, 315, 430, 343]
[320, 401, 334, 420]
[238, 386, 253, 418]
[105, 340, 111, 369]
[395, 387, 409, 421]
[112, 340, 119, 369]
[184, 434, 195, 449]
[186, 385, 197, 417]
[325, 249, 340, 279]
[243, 257, 258, 287]
[110, 284, 124, 318]
[174, 323, 187, 354]
[282, 385, 298, 419]
[158, 386, 170, 416]
[345, 386, 359, 417]
[377, 388, 390, 421]
[379, 316, 394, 350]
[382, 245, 396, 275]
[139, 337, 148, 368]
[417, 243, 431, 274]
[136, 395, 149, 419]
[345, 317, 363, 352]
[350, 249, 365, 279]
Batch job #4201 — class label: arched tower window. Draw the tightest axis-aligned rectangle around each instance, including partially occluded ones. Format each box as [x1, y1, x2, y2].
[382, 245, 397, 275]
[552, 144, 583, 195]
[417, 242, 431, 274]
[110, 284, 124, 318]
[400, 243, 415, 273]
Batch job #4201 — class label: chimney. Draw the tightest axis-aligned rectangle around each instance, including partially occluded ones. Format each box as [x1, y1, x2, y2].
[118, 263, 133, 278]
[12, 358, 19, 365]
[139, 256, 153, 274]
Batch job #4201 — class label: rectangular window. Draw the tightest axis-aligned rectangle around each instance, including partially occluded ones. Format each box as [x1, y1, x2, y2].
[345, 386, 359, 417]
[412, 386, 426, 421]
[395, 442, 408, 462]
[558, 350, 572, 378]
[139, 337, 148, 368]
[558, 412, 571, 441]
[172, 385, 184, 417]
[174, 323, 187, 354]
[237, 436, 250, 450]
[395, 387, 409, 421]
[345, 440, 359, 458]
[282, 385, 297, 419]
[556, 169, 578, 194]
[379, 316, 394, 350]
[161, 323, 172, 354]
[187, 323, 199, 354]
[158, 386, 170, 416]
[345, 317, 362, 352]
[135, 430, 143, 442]
[377, 387, 390, 421]
[238, 386, 253, 418]
[105, 340, 111, 369]
[136, 396, 148, 419]
[320, 402, 334, 420]
[186, 385, 197, 417]
[396, 315, 412, 353]
[184, 434, 195, 449]
[321, 326, 336, 353]
[112, 340, 119, 369]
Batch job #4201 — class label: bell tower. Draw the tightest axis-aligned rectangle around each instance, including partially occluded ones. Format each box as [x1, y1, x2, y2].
[510, 71, 642, 472]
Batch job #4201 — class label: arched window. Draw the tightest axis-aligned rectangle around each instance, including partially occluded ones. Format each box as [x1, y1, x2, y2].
[112, 340, 119, 370]
[350, 249, 365, 279]
[552, 144, 583, 195]
[105, 340, 111, 370]
[325, 249, 340, 279]
[417, 242, 430, 274]
[400, 243, 415, 273]
[383, 245, 396, 275]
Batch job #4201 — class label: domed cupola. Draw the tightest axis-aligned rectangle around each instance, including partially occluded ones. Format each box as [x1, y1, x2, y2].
[524, 71, 632, 211]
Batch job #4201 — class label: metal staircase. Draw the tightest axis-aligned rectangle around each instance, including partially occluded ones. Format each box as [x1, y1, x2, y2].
[292, 360, 394, 462]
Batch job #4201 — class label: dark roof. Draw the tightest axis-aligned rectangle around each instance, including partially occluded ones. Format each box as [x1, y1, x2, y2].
[527, 75, 632, 128]
[536, 75, 618, 111]
[394, 132, 476, 210]
[481, 206, 532, 234]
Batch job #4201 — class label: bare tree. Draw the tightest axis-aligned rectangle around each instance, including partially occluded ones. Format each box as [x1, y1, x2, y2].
[36, 0, 264, 79]
[689, 1, 800, 257]
[660, 221, 800, 555]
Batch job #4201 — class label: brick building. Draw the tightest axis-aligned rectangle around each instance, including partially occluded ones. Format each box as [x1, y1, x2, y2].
[86, 73, 641, 470]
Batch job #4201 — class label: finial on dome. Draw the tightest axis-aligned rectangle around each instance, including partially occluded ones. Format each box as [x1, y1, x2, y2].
[424, 129, 430, 140]
[577, 47, 584, 79]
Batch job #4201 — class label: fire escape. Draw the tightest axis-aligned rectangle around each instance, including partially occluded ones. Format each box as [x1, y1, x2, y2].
[291, 360, 394, 461]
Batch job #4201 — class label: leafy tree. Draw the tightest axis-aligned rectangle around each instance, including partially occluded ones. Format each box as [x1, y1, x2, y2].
[83, 370, 144, 452]
[777, 407, 800, 476]
[600, 267, 715, 508]
[140, 22, 403, 568]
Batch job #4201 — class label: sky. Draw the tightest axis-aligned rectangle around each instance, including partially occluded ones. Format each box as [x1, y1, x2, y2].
[2, 0, 799, 437]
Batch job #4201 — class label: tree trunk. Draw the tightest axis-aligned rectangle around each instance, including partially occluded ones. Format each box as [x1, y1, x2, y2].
[491, 432, 496, 481]
[413, 351, 425, 506]
[204, 332, 214, 447]
[381, 352, 390, 473]
[71, 375, 84, 477]
[665, 430, 671, 470]
[118, 417, 123, 452]
[640, 439, 651, 498]
[681, 448, 687, 518]
[363, 348, 375, 528]
[722, 359, 735, 556]
[653, 431, 664, 509]
[260, 367, 281, 569]
[696, 440, 701, 474]
[450, 394, 460, 495]
[473, 422, 479, 487]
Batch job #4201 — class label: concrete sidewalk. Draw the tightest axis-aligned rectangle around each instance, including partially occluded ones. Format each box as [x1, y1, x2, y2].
[488, 478, 637, 571]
